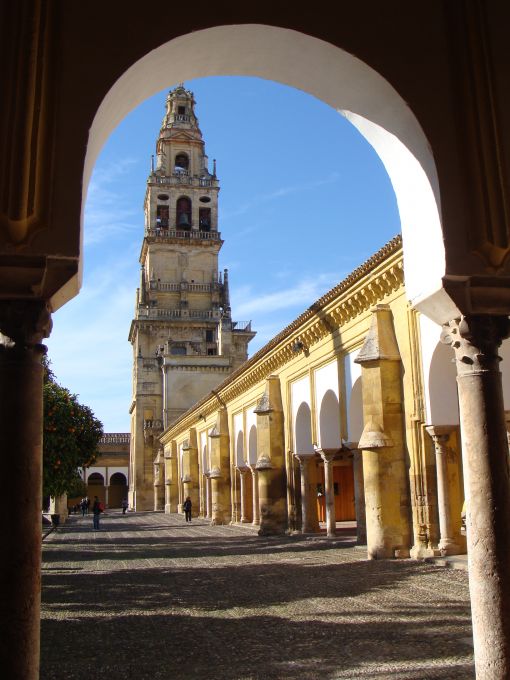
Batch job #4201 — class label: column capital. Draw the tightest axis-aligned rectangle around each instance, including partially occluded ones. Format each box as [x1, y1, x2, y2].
[0, 300, 52, 348]
[293, 452, 316, 464]
[425, 424, 456, 442]
[441, 315, 510, 375]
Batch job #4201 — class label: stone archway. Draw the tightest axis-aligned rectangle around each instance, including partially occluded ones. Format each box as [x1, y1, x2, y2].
[86, 472, 105, 506]
[108, 472, 128, 508]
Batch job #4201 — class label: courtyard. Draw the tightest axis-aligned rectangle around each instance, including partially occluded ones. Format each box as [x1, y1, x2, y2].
[41, 511, 474, 679]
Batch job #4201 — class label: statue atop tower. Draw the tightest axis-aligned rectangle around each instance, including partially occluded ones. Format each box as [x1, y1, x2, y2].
[128, 85, 255, 511]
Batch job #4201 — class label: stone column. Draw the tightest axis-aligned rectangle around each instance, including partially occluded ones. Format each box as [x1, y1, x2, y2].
[163, 441, 178, 513]
[255, 375, 287, 535]
[352, 449, 367, 544]
[238, 467, 250, 522]
[153, 449, 165, 511]
[441, 316, 510, 678]
[355, 305, 412, 559]
[425, 425, 465, 555]
[209, 408, 231, 524]
[319, 451, 336, 537]
[295, 453, 320, 533]
[182, 429, 199, 518]
[249, 466, 260, 525]
[0, 300, 52, 680]
[206, 474, 212, 519]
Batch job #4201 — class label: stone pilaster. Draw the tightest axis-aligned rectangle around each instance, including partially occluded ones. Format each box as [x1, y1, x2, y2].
[425, 425, 465, 556]
[352, 449, 367, 544]
[208, 408, 231, 524]
[153, 448, 165, 511]
[255, 375, 287, 535]
[441, 315, 510, 678]
[248, 466, 260, 525]
[355, 304, 412, 559]
[0, 300, 52, 680]
[237, 467, 251, 523]
[164, 441, 178, 513]
[318, 451, 336, 537]
[294, 454, 320, 534]
[182, 428, 199, 518]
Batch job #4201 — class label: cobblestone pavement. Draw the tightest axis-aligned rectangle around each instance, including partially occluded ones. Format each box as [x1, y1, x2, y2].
[41, 511, 474, 680]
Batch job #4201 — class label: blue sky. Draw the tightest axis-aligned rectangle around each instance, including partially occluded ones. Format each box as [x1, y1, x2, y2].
[46, 76, 400, 432]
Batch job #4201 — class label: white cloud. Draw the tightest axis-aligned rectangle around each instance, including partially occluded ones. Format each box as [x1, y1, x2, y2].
[221, 172, 341, 221]
[84, 158, 140, 246]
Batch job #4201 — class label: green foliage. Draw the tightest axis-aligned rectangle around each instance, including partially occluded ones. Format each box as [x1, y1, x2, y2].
[43, 359, 103, 498]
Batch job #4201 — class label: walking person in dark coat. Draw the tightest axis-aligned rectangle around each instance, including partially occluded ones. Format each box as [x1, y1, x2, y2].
[92, 496, 103, 530]
[183, 496, 192, 522]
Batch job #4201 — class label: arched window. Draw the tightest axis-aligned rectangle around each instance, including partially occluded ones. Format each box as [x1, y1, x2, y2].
[174, 153, 189, 173]
[199, 207, 211, 231]
[156, 204, 169, 228]
[176, 196, 191, 229]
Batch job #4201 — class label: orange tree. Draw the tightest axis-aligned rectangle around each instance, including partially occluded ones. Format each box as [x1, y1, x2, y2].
[43, 360, 103, 499]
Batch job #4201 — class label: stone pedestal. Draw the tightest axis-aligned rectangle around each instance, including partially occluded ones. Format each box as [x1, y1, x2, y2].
[209, 409, 231, 525]
[255, 376, 287, 535]
[295, 453, 320, 533]
[442, 315, 510, 678]
[425, 425, 465, 556]
[0, 300, 51, 680]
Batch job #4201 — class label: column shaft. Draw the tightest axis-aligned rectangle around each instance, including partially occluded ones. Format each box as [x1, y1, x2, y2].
[442, 316, 510, 678]
[0, 343, 44, 680]
[322, 453, 336, 537]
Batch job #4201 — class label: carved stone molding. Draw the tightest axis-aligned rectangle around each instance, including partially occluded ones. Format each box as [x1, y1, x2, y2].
[0, 0, 55, 246]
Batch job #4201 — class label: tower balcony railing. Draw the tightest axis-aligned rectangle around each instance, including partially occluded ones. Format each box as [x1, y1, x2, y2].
[232, 320, 252, 332]
[145, 228, 221, 241]
[150, 281, 216, 293]
[150, 174, 218, 188]
[137, 307, 222, 321]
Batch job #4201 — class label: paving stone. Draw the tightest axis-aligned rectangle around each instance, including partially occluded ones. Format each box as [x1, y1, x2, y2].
[41, 511, 474, 679]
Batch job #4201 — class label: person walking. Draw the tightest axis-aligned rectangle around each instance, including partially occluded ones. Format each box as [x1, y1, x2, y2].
[121, 498, 129, 515]
[92, 496, 103, 530]
[183, 496, 192, 522]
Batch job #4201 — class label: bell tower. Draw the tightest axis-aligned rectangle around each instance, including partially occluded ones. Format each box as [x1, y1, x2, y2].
[128, 84, 255, 510]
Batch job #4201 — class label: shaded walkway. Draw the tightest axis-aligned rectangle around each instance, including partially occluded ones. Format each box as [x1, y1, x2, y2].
[41, 511, 474, 679]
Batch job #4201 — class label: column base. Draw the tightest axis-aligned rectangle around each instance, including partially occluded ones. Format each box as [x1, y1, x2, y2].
[410, 542, 440, 559]
[438, 538, 466, 556]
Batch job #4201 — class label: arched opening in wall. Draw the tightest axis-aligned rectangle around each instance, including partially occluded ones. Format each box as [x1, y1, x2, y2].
[319, 390, 341, 449]
[236, 431, 245, 468]
[175, 153, 189, 173]
[248, 425, 257, 466]
[50, 26, 445, 521]
[295, 402, 313, 454]
[109, 472, 128, 508]
[176, 196, 192, 230]
[87, 472, 106, 506]
[319, 388, 355, 522]
[348, 378, 364, 444]
[428, 342, 459, 427]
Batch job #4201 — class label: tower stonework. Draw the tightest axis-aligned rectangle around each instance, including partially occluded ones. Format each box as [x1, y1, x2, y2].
[128, 85, 255, 510]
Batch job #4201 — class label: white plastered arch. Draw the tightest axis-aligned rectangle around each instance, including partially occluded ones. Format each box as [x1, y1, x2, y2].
[84, 25, 447, 321]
